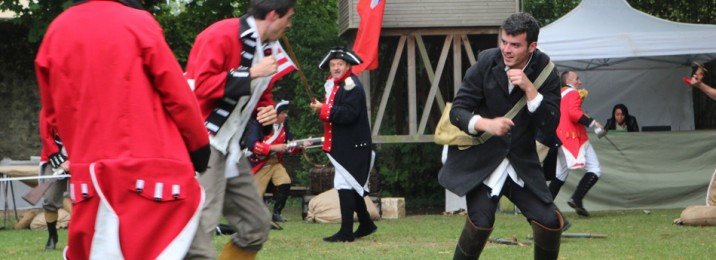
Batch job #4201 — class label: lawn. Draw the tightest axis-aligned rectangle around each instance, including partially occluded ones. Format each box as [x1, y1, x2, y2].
[1, 203, 714, 259]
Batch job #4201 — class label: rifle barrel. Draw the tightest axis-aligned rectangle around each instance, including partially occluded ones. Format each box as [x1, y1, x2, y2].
[0, 175, 69, 182]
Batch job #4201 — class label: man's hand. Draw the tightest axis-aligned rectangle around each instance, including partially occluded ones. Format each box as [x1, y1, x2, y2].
[59, 161, 70, 172]
[256, 105, 277, 125]
[507, 69, 538, 100]
[593, 121, 604, 130]
[310, 100, 324, 113]
[475, 117, 514, 136]
[271, 143, 288, 153]
[250, 56, 278, 79]
[689, 75, 703, 87]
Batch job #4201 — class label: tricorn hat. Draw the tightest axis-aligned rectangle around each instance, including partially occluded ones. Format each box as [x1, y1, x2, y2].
[318, 46, 363, 70]
[275, 100, 290, 113]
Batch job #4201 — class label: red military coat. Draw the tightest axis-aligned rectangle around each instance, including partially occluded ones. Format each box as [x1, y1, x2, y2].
[36, 1, 208, 259]
[556, 86, 591, 169]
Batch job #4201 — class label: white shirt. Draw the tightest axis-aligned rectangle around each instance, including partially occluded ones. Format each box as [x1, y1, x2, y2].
[466, 57, 543, 197]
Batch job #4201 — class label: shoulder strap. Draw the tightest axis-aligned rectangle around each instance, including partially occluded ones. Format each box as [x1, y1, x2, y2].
[470, 61, 555, 145]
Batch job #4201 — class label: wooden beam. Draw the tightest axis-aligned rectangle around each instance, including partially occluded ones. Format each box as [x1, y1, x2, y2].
[382, 27, 500, 36]
[417, 35, 452, 135]
[415, 35, 446, 111]
[372, 35, 406, 136]
[407, 35, 417, 135]
[461, 34, 477, 65]
[453, 34, 462, 95]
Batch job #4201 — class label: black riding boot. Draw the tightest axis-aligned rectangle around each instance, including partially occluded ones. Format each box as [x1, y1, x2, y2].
[272, 184, 290, 222]
[531, 211, 564, 260]
[568, 172, 599, 217]
[45, 221, 58, 250]
[548, 179, 564, 200]
[548, 179, 571, 231]
[323, 189, 355, 242]
[453, 217, 492, 260]
[353, 192, 377, 239]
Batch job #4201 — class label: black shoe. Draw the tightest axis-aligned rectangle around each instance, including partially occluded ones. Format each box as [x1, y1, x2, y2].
[568, 198, 590, 217]
[45, 236, 57, 250]
[323, 232, 354, 242]
[272, 213, 287, 223]
[354, 224, 377, 239]
[270, 221, 283, 230]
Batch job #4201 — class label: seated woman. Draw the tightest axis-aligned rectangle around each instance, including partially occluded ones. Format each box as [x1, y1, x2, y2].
[604, 104, 639, 132]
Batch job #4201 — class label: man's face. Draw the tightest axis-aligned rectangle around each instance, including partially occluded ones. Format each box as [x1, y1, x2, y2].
[565, 71, 582, 89]
[264, 8, 295, 42]
[276, 111, 288, 124]
[499, 30, 536, 69]
[329, 59, 350, 79]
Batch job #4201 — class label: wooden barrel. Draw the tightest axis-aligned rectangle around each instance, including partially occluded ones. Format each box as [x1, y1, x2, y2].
[309, 167, 380, 195]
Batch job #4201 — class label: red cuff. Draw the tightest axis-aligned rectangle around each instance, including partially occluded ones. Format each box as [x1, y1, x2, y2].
[253, 142, 271, 156]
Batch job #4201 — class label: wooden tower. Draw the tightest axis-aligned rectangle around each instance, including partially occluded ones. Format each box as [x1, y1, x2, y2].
[339, 0, 520, 143]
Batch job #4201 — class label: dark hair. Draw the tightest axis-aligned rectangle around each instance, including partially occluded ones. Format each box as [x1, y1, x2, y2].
[612, 104, 630, 119]
[501, 12, 540, 44]
[248, 0, 296, 19]
[561, 70, 575, 86]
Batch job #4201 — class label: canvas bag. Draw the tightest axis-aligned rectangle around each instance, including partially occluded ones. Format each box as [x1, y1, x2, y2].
[434, 62, 555, 147]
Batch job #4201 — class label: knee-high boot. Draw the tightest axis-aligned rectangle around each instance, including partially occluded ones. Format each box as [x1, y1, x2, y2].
[323, 189, 355, 242]
[568, 172, 599, 217]
[530, 211, 564, 260]
[548, 179, 564, 200]
[45, 211, 59, 250]
[272, 184, 290, 222]
[453, 217, 492, 260]
[353, 192, 377, 239]
[548, 180, 571, 231]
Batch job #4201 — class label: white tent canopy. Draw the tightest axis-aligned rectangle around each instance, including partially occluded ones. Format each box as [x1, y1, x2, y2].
[537, 0, 716, 130]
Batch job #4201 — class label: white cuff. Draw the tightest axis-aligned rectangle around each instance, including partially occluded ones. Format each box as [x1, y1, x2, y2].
[468, 115, 482, 135]
[526, 93, 543, 112]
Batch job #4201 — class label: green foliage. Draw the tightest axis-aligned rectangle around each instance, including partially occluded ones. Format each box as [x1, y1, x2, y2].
[376, 143, 444, 207]
[522, 0, 580, 26]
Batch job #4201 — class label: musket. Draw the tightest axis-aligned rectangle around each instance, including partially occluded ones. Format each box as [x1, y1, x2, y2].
[562, 232, 608, 239]
[528, 232, 608, 239]
[10, 169, 68, 206]
[280, 34, 316, 101]
[489, 238, 531, 246]
[287, 137, 324, 150]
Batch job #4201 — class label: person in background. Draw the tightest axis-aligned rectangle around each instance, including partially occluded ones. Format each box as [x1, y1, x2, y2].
[439, 12, 564, 259]
[37, 117, 68, 250]
[310, 46, 378, 243]
[689, 73, 716, 100]
[245, 100, 306, 228]
[604, 104, 639, 132]
[550, 70, 604, 218]
[35, 0, 210, 258]
[183, 0, 296, 258]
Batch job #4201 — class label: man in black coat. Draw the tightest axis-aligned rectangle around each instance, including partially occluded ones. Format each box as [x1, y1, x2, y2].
[439, 13, 564, 259]
[310, 46, 377, 242]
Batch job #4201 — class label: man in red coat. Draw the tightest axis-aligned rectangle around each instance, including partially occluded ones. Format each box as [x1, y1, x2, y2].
[550, 70, 604, 217]
[183, 0, 296, 258]
[35, 0, 210, 259]
[38, 115, 68, 251]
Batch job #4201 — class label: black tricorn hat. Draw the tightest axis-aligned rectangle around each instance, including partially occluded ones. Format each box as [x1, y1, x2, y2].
[318, 46, 363, 70]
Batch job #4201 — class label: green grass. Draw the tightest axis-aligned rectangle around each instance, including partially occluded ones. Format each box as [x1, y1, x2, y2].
[1, 204, 714, 259]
